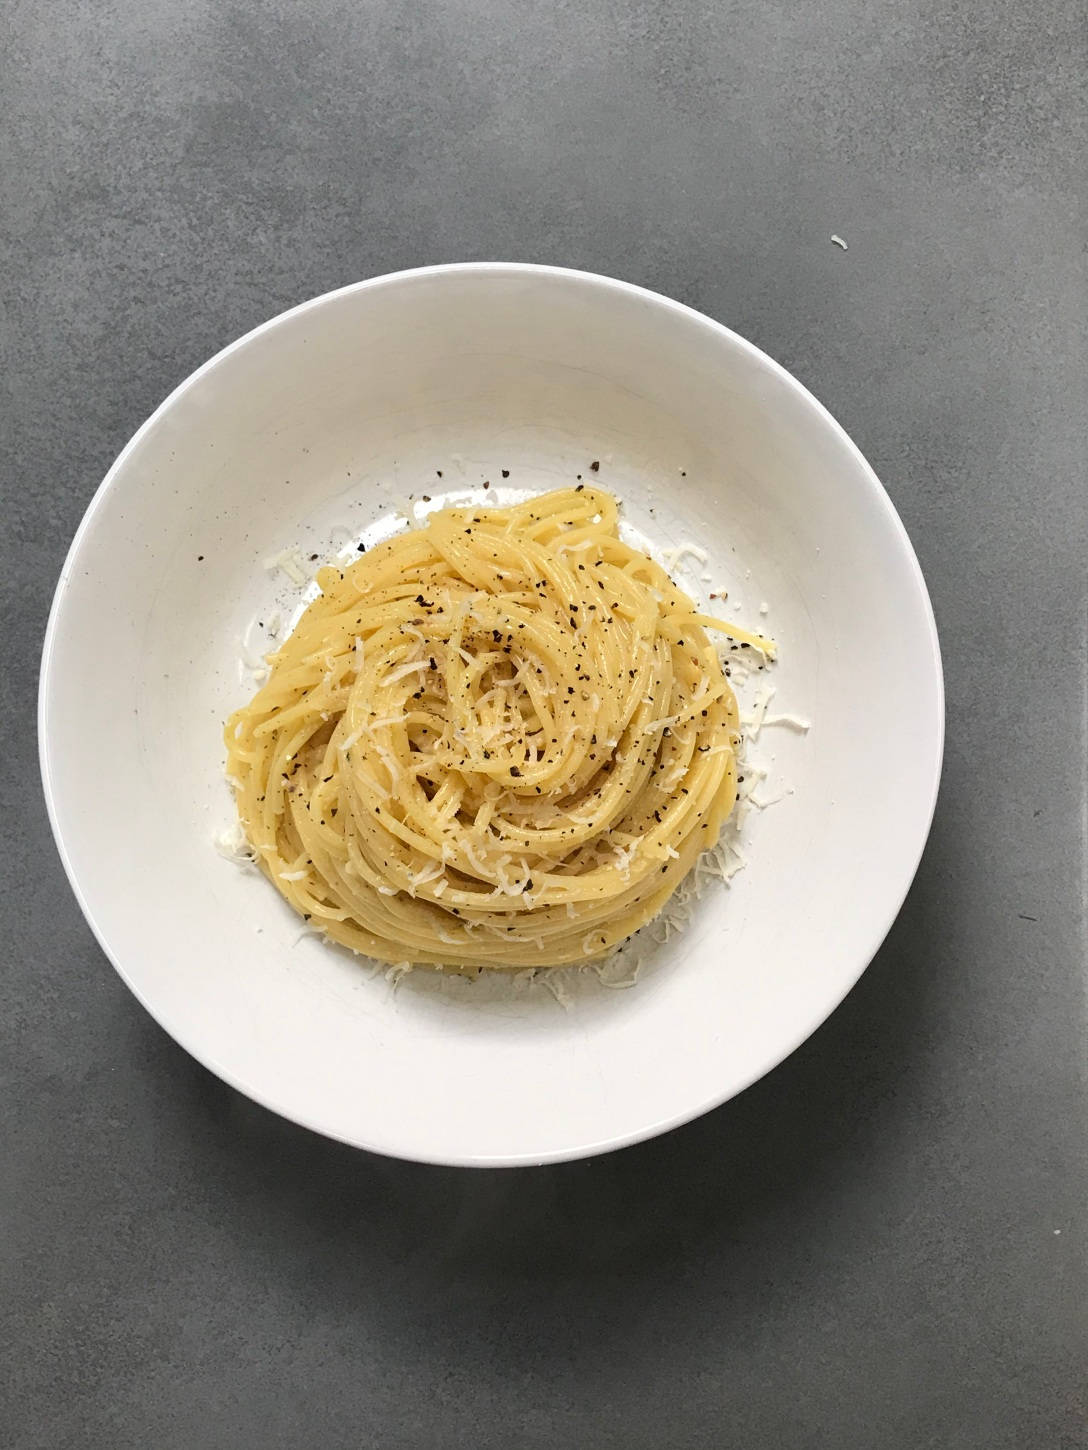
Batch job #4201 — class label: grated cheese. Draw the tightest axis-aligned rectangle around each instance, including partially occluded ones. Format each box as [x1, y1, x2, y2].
[263, 547, 308, 586]
[391, 495, 420, 526]
[762, 713, 811, 733]
[591, 954, 642, 989]
[641, 713, 682, 737]
[750, 785, 795, 810]
[408, 860, 445, 892]
[662, 541, 709, 571]
[540, 971, 573, 1008]
[213, 823, 257, 868]
[385, 961, 413, 988]
[366, 712, 410, 731]
[462, 841, 490, 878]
[383, 658, 427, 686]
[740, 683, 776, 740]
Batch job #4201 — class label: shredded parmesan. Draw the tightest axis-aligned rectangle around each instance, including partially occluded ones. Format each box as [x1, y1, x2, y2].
[408, 860, 445, 892]
[541, 970, 573, 1008]
[213, 823, 257, 867]
[383, 658, 427, 686]
[391, 495, 420, 526]
[750, 785, 794, 810]
[762, 713, 811, 733]
[263, 547, 308, 586]
[641, 713, 682, 737]
[591, 953, 642, 989]
[740, 683, 776, 740]
[462, 841, 490, 878]
[366, 713, 410, 731]
[662, 541, 709, 571]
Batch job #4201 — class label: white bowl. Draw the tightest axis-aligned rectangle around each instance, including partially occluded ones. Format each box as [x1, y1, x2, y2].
[40, 264, 943, 1166]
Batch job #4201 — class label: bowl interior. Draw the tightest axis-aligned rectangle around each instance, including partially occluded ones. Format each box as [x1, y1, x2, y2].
[41, 266, 942, 1165]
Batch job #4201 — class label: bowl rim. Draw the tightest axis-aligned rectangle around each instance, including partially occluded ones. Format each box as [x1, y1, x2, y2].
[38, 261, 945, 1167]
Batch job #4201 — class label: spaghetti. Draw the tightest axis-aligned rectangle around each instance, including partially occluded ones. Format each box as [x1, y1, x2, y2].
[224, 487, 774, 967]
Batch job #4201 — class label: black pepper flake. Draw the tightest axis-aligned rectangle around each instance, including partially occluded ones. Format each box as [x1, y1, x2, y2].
[510, 766, 521, 777]
[197, 554, 204, 561]
[483, 480, 490, 489]
[590, 460, 600, 471]
[501, 469, 510, 478]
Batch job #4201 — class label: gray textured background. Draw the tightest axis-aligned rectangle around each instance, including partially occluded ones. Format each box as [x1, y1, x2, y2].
[3, 2, 1085, 1446]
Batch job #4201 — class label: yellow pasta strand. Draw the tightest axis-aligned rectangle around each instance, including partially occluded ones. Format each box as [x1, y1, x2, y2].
[225, 487, 771, 968]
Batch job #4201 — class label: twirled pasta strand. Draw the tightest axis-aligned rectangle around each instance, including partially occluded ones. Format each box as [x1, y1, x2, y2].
[225, 487, 773, 967]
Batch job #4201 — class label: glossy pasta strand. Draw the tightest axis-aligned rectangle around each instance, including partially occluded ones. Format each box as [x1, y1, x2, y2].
[224, 487, 773, 968]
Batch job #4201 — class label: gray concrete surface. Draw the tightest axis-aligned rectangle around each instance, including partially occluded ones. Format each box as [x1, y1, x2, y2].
[2, 2, 1085, 1446]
